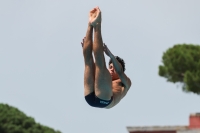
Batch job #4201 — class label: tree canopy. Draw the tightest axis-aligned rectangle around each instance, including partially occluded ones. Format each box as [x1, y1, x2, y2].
[0, 103, 61, 133]
[158, 44, 200, 95]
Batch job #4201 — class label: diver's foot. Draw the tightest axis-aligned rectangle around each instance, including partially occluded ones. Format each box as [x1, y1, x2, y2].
[89, 6, 101, 27]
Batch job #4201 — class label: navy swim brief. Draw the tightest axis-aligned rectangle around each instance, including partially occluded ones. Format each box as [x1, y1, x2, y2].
[85, 92, 113, 108]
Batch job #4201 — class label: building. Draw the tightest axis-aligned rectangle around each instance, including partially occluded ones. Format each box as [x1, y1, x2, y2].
[127, 113, 200, 133]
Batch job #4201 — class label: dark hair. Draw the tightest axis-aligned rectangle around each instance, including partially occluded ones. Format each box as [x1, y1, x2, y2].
[109, 56, 126, 72]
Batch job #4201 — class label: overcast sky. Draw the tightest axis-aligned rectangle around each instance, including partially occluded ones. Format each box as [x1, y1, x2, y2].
[0, 0, 200, 133]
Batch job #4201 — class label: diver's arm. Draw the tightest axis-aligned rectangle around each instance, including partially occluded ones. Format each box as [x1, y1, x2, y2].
[103, 44, 131, 89]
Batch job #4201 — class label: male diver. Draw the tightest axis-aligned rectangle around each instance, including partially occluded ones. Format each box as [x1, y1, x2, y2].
[82, 7, 131, 109]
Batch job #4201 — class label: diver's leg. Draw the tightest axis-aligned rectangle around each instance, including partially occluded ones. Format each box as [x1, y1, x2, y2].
[91, 7, 113, 100]
[83, 24, 95, 96]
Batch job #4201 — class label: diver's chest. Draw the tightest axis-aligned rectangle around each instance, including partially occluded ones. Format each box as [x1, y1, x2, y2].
[112, 80, 122, 91]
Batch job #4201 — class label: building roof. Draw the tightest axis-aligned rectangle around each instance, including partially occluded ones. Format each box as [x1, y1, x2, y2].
[127, 126, 200, 133]
[127, 113, 200, 133]
[127, 126, 188, 132]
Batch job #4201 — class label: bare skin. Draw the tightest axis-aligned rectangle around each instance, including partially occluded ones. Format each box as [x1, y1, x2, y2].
[82, 7, 131, 108]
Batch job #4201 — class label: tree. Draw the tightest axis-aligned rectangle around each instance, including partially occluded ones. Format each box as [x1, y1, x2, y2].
[0, 103, 62, 133]
[158, 44, 200, 95]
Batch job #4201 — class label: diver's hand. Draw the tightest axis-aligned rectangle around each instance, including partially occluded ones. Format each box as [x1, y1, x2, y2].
[81, 37, 85, 48]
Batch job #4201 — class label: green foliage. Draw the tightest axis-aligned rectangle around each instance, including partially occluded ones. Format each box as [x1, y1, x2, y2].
[0, 103, 62, 133]
[159, 44, 200, 94]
